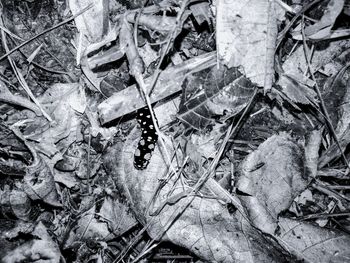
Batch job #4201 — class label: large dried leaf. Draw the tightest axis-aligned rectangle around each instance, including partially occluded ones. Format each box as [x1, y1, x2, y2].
[177, 66, 255, 130]
[216, 0, 277, 92]
[278, 217, 350, 263]
[104, 127, 292, 262]
[237, 133, 308, 235]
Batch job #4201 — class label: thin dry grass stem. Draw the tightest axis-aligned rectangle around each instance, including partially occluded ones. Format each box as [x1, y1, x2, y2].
[0, 25, 24, 41]
[208, 88, 259, 176]
[165, 157, 189, 197]
[86, 127, 92, 194]
[4, 27, 74, 76]
[18, 48, 73, 76]
[173, 156, 189, 192]
[15, 15, 70, 71]
[301, 16, 350, 172]
[0, 4, 93, 62]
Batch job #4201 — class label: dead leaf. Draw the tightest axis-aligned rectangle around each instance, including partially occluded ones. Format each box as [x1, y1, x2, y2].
[278, 217, 350, 263]
[237, 133, 308, 235]
[189, 1, 213, 26]
[178, 66, 255, 130]
[318, 125, 350, 168]
[216, 0, 277, 92]
[335, 75, 350, 137]
[53, 170, 79, 189]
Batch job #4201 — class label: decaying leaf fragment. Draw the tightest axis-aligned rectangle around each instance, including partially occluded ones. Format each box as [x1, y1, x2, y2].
[216, 0, 277, 93]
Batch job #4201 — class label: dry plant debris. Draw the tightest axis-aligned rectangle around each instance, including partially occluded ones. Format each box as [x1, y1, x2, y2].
[0, 0, 350, 262]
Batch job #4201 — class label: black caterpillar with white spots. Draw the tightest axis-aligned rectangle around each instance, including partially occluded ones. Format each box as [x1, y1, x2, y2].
[134, 107, 158, 170]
